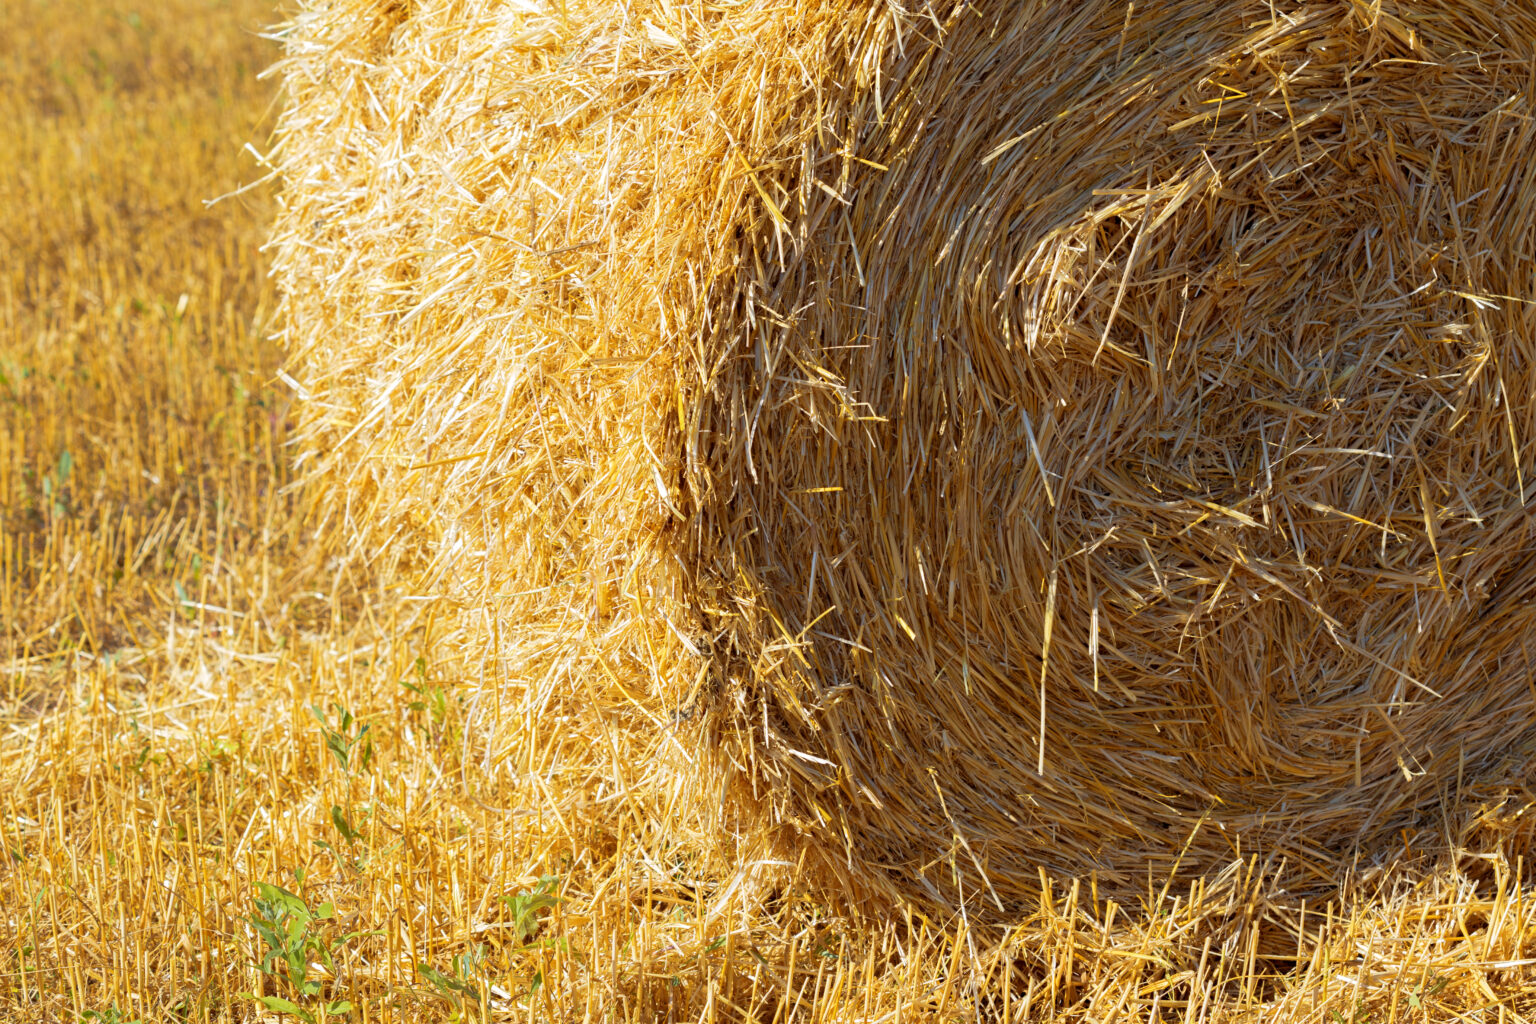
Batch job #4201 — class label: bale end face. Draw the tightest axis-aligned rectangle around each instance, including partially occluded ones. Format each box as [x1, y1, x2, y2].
[685, 0, 1536, 910]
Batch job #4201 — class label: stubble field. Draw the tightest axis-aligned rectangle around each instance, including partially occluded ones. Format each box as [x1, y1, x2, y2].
[0, 2, 566, 1019]
[6, 2, 1536, 1023]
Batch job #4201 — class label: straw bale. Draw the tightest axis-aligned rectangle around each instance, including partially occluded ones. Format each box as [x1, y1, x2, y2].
[273, 0, 1536, 917]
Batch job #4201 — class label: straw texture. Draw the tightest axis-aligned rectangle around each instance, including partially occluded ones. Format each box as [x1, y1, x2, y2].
[689, 0, 1536, 911]
[273, 0, 1536, 919]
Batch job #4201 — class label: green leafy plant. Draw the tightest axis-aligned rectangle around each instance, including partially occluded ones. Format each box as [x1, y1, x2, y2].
[1329, 1002, 1373, 1024]
[122, 740, 153, 779]
[1405, 972, 1448, 1011]
[313, 804, 369, 874]
[330, 805, 363, 845]
[309, 703, 373, 773]
[416, 944, 489, 1022]
[40, 449, 72, 520]
[400, 657, 454, 737]
[78, 1009, 141, 1024]
[406, 876, 566, 1011]
[196, 734, 239, 775]
[245, 880, 373, 1022]
[500, 876, 562, 946]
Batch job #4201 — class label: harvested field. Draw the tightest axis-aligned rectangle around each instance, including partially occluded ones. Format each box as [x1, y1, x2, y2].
[6, 0, 1536, 1020]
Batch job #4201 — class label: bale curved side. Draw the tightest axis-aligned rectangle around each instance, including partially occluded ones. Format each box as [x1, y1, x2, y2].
[268, 0, 899, 891]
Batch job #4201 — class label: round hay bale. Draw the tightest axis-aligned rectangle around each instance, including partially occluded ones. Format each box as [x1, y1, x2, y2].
[687, 0, 1536, 909]
[273, 0, 1536, 916]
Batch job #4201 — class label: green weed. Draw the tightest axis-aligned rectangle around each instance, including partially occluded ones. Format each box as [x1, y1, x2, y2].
[244, 879, 374, 1023]
[309, 703, 373, 774]
[415, 944, 489, 1023]
[500, 875, 561, 946]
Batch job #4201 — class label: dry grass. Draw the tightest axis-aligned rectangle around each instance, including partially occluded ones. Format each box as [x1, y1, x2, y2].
[6, 0, 1536, 1022]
